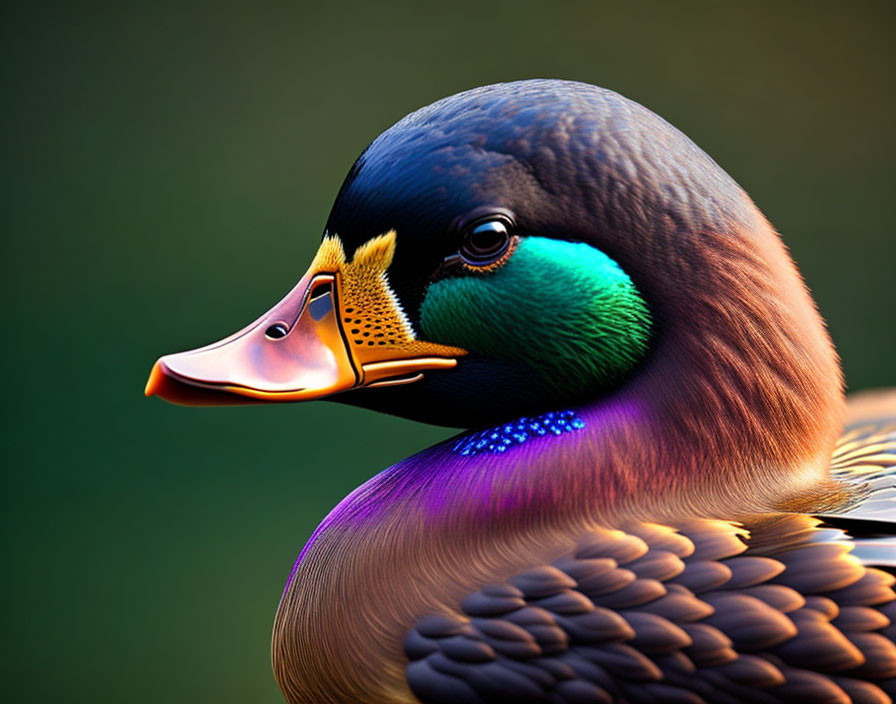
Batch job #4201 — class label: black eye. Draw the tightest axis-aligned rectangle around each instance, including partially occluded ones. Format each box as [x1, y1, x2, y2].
[460, 220, 511, 265]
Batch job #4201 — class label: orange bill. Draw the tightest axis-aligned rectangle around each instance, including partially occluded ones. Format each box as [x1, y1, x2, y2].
[145, 231, 466, 406]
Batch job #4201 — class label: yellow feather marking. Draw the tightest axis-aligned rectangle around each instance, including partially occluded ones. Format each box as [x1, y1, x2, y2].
[309, 231, 466, 364]
[309, 235, 347, 272]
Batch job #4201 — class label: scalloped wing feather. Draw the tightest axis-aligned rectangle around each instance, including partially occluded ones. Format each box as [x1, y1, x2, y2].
[826, 419, 896, 524]
[817, 394, 896, 575]
[405, 515, 896, 704]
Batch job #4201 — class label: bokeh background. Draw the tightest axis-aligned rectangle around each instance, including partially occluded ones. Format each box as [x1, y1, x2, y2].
[3, 1, 894, 702]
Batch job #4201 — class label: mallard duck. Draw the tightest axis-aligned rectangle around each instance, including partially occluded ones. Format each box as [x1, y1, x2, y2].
[145, 80, 896, 704]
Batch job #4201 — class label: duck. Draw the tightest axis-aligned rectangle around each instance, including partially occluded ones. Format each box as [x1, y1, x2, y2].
[145, 80, 896, 704]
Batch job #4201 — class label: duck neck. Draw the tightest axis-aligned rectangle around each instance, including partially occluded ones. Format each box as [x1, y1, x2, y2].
[607, 215, 847, 514]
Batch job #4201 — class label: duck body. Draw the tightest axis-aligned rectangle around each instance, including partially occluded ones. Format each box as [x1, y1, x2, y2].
[146, 81, 896, 703]
[275, 414, 896, 704]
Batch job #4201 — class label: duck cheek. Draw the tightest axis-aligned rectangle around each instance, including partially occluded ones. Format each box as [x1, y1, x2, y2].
[418, 237, 653, 399]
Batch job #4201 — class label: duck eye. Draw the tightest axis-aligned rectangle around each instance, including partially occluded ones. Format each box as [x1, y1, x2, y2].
[460, 220, 511, 265]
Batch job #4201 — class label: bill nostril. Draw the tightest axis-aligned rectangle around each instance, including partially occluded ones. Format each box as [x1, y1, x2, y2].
[265, 323, 289, 339]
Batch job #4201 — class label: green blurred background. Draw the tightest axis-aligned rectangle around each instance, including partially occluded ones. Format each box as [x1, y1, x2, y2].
[2, 1, 894, 701]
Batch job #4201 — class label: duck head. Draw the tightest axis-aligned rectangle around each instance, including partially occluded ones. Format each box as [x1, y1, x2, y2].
[147, 80, 843, 478]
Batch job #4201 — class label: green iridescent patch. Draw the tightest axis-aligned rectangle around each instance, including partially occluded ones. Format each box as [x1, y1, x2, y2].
[419, 237, 652, 400]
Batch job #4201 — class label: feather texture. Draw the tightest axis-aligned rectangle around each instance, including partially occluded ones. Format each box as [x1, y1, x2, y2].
[406, 515, 896, 704]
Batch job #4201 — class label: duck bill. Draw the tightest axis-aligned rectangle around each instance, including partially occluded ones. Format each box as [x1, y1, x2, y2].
[145, 269, 459, 407]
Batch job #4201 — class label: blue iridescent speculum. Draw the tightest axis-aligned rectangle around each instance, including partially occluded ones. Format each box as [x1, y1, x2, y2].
[452, 410, 586, 456]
